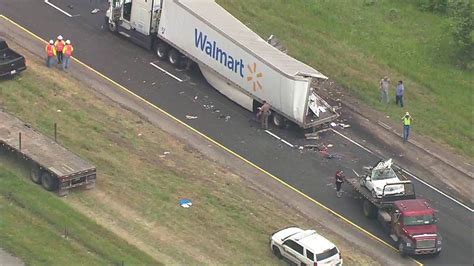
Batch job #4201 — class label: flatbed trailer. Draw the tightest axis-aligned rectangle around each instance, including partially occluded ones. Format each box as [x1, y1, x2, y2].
[0, 110, 96, 196]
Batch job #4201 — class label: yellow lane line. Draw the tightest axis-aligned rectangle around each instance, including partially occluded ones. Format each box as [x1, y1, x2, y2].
[0, 14, 422, 266]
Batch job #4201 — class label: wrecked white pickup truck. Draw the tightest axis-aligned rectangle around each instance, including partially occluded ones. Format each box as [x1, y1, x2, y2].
[360, 159, 405, 198]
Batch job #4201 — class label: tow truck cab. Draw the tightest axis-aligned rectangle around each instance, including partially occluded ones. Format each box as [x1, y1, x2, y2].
[378, 199, 442, 255]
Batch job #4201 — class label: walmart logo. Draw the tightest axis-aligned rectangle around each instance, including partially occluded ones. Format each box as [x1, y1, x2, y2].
[194, 28, 264, 91]
[246, 62, 263, 91]
[194, 28, 244, 78]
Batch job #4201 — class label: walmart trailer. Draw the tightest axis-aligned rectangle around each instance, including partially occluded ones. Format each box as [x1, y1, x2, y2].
[106, 0, 338, 129]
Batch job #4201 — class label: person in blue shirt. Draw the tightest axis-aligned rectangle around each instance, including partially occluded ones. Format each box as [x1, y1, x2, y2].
[395, 80, 405, 107]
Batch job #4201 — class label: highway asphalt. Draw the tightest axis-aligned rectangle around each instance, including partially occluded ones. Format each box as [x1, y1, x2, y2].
[0, 0, 472, 265]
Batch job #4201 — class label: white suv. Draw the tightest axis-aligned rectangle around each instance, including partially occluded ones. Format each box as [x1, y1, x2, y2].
[270, 227, 343, 266]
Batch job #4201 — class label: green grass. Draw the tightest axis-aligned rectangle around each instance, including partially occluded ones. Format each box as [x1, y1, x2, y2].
[0, 161, 158, 265]
[217, 0, 473, 158]
[0, 42, 378, 265]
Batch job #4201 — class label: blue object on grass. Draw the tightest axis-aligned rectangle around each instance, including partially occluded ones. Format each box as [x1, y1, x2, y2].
[179, 199, 192, 208]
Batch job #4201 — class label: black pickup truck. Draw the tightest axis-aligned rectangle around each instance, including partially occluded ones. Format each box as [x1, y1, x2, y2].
[0, 38, 26, 77]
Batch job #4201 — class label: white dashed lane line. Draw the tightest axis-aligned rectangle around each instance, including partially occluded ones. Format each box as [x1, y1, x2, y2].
[150, 62, 183, 82]
[44, 0, 80, 18]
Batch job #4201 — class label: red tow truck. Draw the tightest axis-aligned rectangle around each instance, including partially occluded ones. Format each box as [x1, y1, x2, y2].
[344, 174, 442, 256]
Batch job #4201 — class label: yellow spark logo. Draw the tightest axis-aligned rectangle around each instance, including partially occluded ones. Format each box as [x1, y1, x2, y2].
[246, 62, 263, 92]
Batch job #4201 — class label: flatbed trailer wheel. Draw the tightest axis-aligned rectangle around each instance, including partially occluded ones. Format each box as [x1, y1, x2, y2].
[41, 171, 58, 191]
[30, 165, 42, 184]
[363, 199, 377, 219]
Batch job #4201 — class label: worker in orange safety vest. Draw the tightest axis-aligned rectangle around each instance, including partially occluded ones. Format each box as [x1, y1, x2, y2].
[54, 35, 65, 64]
[62, 40, 74, 70]
[45, 40, 56, 68]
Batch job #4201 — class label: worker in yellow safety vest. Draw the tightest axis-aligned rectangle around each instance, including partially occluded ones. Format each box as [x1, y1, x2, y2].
[45, 40, 56, 68]
[401, 112, 413, 143]
[62, 40, 74, 70]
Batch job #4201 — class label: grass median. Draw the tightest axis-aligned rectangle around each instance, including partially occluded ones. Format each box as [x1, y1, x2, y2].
[0, 40, 379, 264]
[217, 0, 473, 158]
[0, 158, 157, 265]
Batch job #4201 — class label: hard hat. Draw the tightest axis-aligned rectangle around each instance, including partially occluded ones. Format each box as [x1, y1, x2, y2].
[49, 40, 54, 44]
[57, 35, 63, 40]
[66, 40, 71, 44]
[405, 112, 410, 116]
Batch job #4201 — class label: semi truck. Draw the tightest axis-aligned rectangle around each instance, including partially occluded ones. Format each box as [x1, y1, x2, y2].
[105, 0, 338, 129]
[344, 174, 442, 256]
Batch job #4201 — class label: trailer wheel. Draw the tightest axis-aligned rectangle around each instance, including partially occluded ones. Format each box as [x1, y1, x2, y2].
[41, 172, 58, 191]
[272, 113, 286, 128]
[108, 21, 117, 32]
[30, 165, 42, 184]
[362, 199, 377, 219]
[155, 42, 169, 59]
[168, 49, 180, 66]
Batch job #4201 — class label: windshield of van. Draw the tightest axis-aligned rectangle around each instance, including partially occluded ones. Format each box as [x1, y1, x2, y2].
[316, 247, 338, 261]
[371, 168, 398, 181]
[403, 215, 435, 226]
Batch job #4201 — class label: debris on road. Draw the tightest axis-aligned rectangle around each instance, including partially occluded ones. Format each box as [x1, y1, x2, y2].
[225, 115, 231, 122]
[163, 151, 170, 155]
[305, 128, 332, 140]
[91, 8, 100, 14]
[185, 115, 198, 120]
